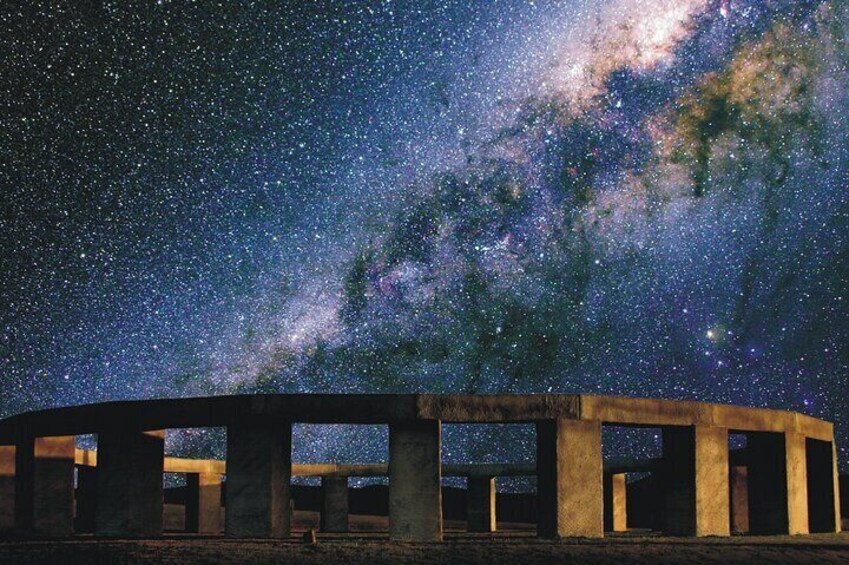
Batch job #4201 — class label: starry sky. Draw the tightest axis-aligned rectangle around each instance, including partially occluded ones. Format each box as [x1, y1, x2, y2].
[1, 0, 847, 478]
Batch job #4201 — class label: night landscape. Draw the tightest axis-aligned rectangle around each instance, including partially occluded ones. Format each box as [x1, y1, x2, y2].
[1, 1, 848, 563]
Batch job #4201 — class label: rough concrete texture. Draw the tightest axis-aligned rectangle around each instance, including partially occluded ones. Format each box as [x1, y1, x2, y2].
[225, 421, 291, 538]
[729, 466, 749, 533]
[0, 394, 833, 442]
[784, 432, 809, 535]
[603, 473, 627, 532]
[388, 420, 442, 542]
[416, 395, 580, 423]
[832, 443, 842, 533]
[536, 419, 603, 539]
[96, 429, 165, 537]
[319, 476, 349, 533]
[694, 426, 730, 536]
[466, 476, 496, 533]
[185, 473, 222, 534]
[0, 445, 14, 530]
[14, 435, 75, 537]
[0, 394, 840, 542]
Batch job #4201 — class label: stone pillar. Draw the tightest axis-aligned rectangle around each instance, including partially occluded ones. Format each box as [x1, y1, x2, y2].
[75, 466, 98, 533]
[661, 426, 729, 537]
[388, 420, 442, 542]
[95, 429, 165, 537]
[747, 431, 808, 534]
[536, 419, 603, 539]
[225, 421, 292, 538]
[833, 442, 842, 534]
[185, 473, 222, 534]
[729, 466, 749, 533]
[15, 435, 76, 536]
[466, 476, 496, 533]
[0, 445, 14, 530]
[319, 476, 349, 533]
[804, 438, 839, 533]
[603, 472, 627, 532]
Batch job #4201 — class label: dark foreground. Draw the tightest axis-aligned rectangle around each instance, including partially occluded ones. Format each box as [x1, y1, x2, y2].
[1, 531, 848, 565]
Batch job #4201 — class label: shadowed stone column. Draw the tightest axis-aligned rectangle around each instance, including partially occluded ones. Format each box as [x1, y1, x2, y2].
[75, 466, 98, 533]
[747, 431, 808, 534]
[96, 429, 165, 537]
[319, 476, 349, 533]
[466, 476, 496, 533]
[604, 472, 627, 532]
[0, 446, 14, 530]
[833, 442, 842, 534]
[805, 438, 839, 533]
[186, 473, 222, 534]
[15, 436, 76, 536]
[729, 466, 749, 533]
[536, 419, 603, 539]
[389, 420, 442, 542]
[661, 426, 729, 537]
[225, 421, 292, 538]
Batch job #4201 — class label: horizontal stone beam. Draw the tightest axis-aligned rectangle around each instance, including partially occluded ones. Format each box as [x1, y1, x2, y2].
[0, 394, 834, 442]
[72, 449, 740, 478]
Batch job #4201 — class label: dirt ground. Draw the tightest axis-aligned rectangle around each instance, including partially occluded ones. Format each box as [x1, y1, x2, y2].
[0, 513, 846, 565]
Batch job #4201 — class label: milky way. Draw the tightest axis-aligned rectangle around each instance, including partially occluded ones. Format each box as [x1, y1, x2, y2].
[1, 1, 847, 482]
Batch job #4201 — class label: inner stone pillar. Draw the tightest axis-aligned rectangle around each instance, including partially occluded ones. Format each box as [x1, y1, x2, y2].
[603, 472, 627, 532]
[95, 429, 165, 537]
[661, 426, 729, 536]
[0, 445, 15, 530]
[15, 435, 76, 536]
[833, 442, 843, 534]
[225, 421, 292, 538]
[536, 419, 603, 538]
[388, 420, 442, 542]
[729, 466, 749, 533]
[185, 472, 222, 534]
[466, 476, 496, 533]
[747, 431, 808, 534]
[319, 476, 349, 533]
[75, 465, 98, 533]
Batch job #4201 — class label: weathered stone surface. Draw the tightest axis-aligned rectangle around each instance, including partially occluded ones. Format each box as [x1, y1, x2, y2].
[0, 394, 838, 542]
[185, 473, 222, 534]
[785, 432, 809, 535]
[389, 420, 442, 542]
[729, 466, 749, 533]
[603, 472, 627, 532]
[466, 476, 496, 533]
[0, 394, 834, 442]
[536, 419, 603, 538]
[15, 435, 75, 537]
[319, 476, 349, 533]
[417, 394, 580, 423]
[95, 429, 164, 537]
[225, 421, 292, 538]
[833, 444, 843, 533]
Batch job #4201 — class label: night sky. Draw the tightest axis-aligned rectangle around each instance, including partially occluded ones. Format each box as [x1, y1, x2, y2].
[2, 1, 847, 479]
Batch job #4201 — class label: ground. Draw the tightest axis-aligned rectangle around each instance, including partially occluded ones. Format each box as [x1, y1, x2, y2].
[0, 513, 846, 564]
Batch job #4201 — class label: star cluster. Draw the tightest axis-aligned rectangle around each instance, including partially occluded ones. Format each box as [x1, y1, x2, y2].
[1, 0, 847, 477]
